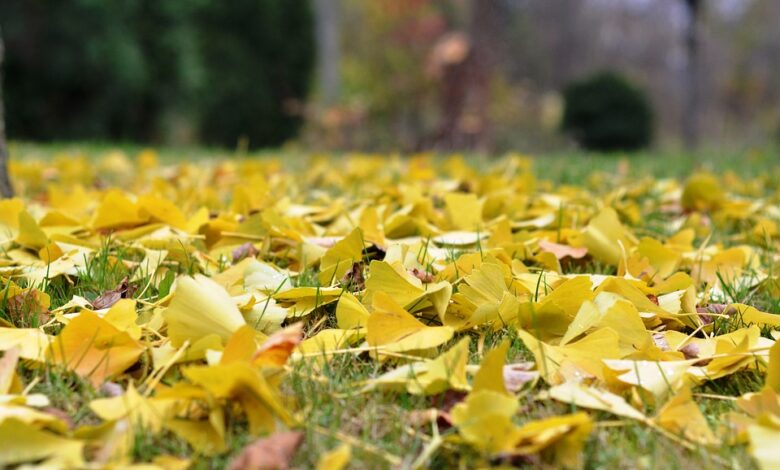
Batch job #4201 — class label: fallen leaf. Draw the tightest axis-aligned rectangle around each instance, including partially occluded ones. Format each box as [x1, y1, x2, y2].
[316, 443, 351, 470]
[227, 431, 303, 470]
[340, 262, 366, 290]
[538, 239, 588, 260]
[163, 274, 247, 347]
[47, 310, 144, 386]
[367, 291, 454, 356]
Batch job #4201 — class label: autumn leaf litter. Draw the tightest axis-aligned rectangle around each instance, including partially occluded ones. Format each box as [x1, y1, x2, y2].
[0, 151, 779, 468]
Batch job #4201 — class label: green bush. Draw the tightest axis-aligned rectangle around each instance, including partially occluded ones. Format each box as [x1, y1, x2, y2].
[0, 0, 314, 148]
[193, 0, 314, 148]
[1, 1, 150, 141]
[561, 71, 654, 152]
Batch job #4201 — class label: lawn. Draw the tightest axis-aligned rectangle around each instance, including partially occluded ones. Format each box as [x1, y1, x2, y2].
[1, 143, 779, 469]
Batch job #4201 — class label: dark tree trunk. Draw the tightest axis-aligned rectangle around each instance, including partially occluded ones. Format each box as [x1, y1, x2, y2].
[431, 0, 503, 152]
[315, 0, 341, 106]
[682, 0, 702, 150]
[0, 29, 13, 198]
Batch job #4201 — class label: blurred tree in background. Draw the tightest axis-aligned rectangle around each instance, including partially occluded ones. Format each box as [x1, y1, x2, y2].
[2, 0, 780, 152]
[305, 0, 780, 153]
[561, 72, 654, 152]
[0, 28, 13, 197]
[0, 0, 314, 148]
[194, 0, 314, 147]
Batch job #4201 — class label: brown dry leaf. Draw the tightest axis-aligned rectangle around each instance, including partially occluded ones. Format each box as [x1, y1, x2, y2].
[233, 242, 259, 262]
[408, 267, 435, 283]
[227, 431, 303, 470]
[5, 288, 51, 325]
[91, 276, 137, 310]
[678, 343, 701, 360]
[340, 262, 365, 291]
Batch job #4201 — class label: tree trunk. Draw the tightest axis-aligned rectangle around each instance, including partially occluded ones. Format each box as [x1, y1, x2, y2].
[682, 0, 701, 150]
[314, 0, 341, 106]
[431, 0, 502, 151]
[0, 29, 14, 198]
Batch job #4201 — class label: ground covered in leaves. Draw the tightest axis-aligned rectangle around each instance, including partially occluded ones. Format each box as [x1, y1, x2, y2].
[1, 146, 780, 469]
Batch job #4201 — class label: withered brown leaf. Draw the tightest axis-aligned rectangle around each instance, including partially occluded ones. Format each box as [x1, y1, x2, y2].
[227, 431, 304, 470]
[92, 276, 137, 310]
[340, 262, 365, 291]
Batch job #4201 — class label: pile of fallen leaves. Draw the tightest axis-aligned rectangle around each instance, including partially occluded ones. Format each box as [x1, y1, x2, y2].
[1, 150, 780, 469]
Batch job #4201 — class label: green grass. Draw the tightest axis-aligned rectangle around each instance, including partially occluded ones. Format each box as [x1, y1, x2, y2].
[3, 142, 779, 469]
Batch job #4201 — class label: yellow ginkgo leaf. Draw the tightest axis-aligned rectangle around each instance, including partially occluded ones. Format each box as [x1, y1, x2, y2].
[16, 211, 48, 250]
[767, 340, 780, 394]
[163, 275, 247, 347]
[316, 443, 352, 470]
[220, 325, 262, 365]
[0, 402, 70, 432]
[364, 260, 452, 321]
[0, 198, 24, 233]
[243, 259, 292, 293]
[603, 359, 695, 401]
[736, 387, 780, 420]
[451, 390, 520, 454]
[560, 300, 600, 346]
[731, 304, 780, 329]
[432, 231, 484, 247]
[102, 299, 142, 340]
[336, 292, 370, 329]
[90, 383, 176, 433]
[519, 276, 595, 339]
[183, 362, 293, 434]
[151, 334, 223, 367]
[693, 246, 745, 286]
[367, 292, 454, 357]
[447, 261, 521, 330]
[164, 415, 228, 456]
[251, 322, 304, 368]
[273, 286, 342, 318]
[363, 337, 470, 395]
[0, 327, 53, 361]
[91, 190, 148, 231]
[653, 388, 718, 446]
[546, 381, 646, 421]
[747, 416, 780, 470]
[130, 248, 169, 283]
[580, 207, 636, 266]
[702, 332, 756, 381]
[48, 310, 144, 386]
[444, 193, 483, 231]
[519, 327, 620, 384]
[318, 228, 365, 285]
[682, 173, 724, 212]
[358, 205, 385, 247]
[241, 294, 289, 333]
[294, 328, 362, 364]
[513, 412, 592, 469]
[0, 418, 84, 467]
[0, 346, 20, 394]
[151, 455, 192, 470]
[137, 195, 188, 229]
[626, 237, 680, 281]
[472, 340, 510, 395]
[561, 292, 653, 357]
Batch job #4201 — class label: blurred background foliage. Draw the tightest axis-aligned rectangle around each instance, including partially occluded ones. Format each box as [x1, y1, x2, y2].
[1, 0, 780, 153]
[0, 0, 314, 148]
[561, 72, 654, 152]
